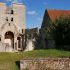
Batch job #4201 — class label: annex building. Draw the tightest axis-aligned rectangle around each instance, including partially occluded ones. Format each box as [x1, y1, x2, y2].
[42, 9, 70, 28]
[41, 9, 70, 48]
[0, 2, 26, 52]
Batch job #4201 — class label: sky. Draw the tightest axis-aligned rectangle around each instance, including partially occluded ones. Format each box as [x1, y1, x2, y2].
[0, 0, 70, 29]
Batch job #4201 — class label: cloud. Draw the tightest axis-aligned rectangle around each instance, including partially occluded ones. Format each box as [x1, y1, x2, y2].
[7, 0, 12, 1]
[7, 0, 22, 3]
[12, 0, 19, 3]
[27, 10, 37, 15]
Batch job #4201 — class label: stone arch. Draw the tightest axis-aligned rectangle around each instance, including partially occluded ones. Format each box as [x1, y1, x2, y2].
[0, 23, 19, 50]
[5, 31, 14, 48]
[0, 23, 19, 37]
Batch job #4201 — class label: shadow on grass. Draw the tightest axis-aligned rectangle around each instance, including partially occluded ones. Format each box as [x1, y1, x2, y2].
[15, 61, 20, 70]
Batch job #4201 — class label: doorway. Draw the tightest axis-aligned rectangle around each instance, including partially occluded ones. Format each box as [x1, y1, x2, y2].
[5, 31, 14, 49]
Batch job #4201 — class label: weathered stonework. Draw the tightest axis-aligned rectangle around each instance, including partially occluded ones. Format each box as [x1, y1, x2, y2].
[0, 2, 26, 52]
[20, 58, 70, 70]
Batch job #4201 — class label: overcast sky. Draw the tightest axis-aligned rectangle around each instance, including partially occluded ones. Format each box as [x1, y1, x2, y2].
[0, 0, 70, 28]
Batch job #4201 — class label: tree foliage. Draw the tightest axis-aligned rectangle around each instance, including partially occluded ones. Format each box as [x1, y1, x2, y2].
[52, 16, 70, 50]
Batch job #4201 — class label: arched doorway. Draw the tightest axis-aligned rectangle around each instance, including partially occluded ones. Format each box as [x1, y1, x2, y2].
[5, 31, 14, 49]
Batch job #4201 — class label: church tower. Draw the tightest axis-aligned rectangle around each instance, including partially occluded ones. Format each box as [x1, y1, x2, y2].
[0, 2, 26, 52]
[12, 3, 26, 34]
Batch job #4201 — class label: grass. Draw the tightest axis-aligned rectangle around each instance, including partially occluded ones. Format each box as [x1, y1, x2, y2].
[0, 49, 70, 70]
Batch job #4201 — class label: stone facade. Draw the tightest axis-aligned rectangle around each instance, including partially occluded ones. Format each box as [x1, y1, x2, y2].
[0, 2, 26, 52]
[25, 28, 39, 51]
[20, 58, 70, 70]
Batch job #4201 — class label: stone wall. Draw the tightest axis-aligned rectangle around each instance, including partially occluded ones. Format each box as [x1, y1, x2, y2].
[0, 42, 13, 52]
[20, 58, 70, 70]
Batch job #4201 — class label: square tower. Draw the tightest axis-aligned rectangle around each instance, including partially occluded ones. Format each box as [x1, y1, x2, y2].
[0, 2, 26, 52]
[12, 3, 26, 34]
[0, 2, 6, 29]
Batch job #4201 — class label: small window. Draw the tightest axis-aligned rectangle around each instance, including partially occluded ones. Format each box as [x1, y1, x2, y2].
[11, 18, 13, 21]
[0, 37, 1, 41]
[17, 37, 20, 40]
[11, 10, 14, 14]
[22, 29, 23, 33]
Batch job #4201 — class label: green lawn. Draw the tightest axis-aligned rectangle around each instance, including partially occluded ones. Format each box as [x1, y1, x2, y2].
[0, 49, 70, 70]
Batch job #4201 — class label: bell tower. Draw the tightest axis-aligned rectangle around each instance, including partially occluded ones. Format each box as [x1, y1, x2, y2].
[12, 3, 26, 34]
[0, 1, 26, 52]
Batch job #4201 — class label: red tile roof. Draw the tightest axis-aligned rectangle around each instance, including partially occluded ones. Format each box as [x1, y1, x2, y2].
[47, 10, 70, 22]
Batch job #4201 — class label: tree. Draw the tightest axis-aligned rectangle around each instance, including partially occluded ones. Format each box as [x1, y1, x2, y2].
[52, 16, 70, 50]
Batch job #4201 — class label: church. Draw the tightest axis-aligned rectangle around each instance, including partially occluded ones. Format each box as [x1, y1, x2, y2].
[0, 2, 26, 52]
[41, 9, 70, 49]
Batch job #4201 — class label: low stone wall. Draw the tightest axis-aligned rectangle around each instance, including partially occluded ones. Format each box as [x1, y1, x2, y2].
[20, 58, 70, 70]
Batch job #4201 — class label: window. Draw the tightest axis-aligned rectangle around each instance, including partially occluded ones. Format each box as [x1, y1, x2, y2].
[0, 37, 1, 41]
[17, 37, 20, 40]
[11, 10, 14, 14]
[22, 29, 23, 33]
[11, 18, 13, 21]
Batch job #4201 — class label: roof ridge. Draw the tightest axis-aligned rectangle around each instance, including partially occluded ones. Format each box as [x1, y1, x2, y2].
[47, 9, 70, 22]
[47, 9, 70, 11]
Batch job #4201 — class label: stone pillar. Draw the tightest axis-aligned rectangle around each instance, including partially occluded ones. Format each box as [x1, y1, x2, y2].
[17, 40, 19, 50]
[22, 35, 25, 50]
[14, 37, 16, 50]
[19, 36, 23, 51]
[20, 37, 23, 51]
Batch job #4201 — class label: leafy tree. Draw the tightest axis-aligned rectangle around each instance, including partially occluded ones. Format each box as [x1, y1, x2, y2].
[52, 16, 70, 50]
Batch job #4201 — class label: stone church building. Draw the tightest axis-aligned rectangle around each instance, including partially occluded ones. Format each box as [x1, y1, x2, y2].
[0, 2, 25, 52]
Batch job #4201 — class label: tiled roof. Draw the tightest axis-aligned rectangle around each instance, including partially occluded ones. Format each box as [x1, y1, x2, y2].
[47, 10, 70, 22]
